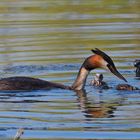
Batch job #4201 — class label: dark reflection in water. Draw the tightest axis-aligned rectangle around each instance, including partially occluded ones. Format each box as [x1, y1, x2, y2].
[0, 89, 121, 118]
[76, 90, 122, 119]
[0, 86, 140, 139]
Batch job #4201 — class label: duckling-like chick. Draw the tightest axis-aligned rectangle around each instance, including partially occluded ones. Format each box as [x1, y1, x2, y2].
[116, 84, 139, 91]
[134, 59, 140, 77]
[91, 73, 139, 91]
[90, 73, 109, 89]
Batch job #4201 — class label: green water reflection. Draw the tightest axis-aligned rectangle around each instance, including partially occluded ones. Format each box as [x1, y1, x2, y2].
[0, 0, 139, 65]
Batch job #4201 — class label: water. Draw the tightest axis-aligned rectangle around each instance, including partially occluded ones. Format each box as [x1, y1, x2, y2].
[0, 0, 140, 139]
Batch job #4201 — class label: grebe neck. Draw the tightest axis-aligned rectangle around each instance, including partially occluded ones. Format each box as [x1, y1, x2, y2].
[71, 66, 89, 90]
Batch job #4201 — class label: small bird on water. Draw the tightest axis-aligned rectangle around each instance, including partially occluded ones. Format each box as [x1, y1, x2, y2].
[90, 73, 109, 89]
[134, 59, 140, 77]
[90, 73, 139, 91]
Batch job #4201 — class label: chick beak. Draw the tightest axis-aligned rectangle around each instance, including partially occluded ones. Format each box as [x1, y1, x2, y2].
[107, 64, 127, 82]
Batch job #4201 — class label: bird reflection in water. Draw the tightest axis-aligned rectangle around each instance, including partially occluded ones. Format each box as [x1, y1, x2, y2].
[75, 90, 123, 118]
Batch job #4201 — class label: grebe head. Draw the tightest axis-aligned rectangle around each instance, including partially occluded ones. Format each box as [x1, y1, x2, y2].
[83, 48, 127, 82]
[94, 73, 103, 82]
[134, 59, 140, 67]
[90, 73, 104, 86]
[134, 59, 140, 77]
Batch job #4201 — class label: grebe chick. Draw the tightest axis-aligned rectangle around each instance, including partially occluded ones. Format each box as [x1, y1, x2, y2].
[134, 59, 140, 77]
[0, 48, 127, 91]
[116, 84, 139, 91]
[91, 73, 139, 91]
[90, 73, 109, 89]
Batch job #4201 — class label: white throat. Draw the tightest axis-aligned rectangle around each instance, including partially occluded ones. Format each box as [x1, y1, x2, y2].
[71, 67, 89, 90]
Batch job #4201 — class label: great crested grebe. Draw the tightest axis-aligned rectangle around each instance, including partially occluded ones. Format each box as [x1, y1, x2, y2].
[134, 59, 140, 77]
[91, 73, 139, 90]
[0, 48, 127, 91]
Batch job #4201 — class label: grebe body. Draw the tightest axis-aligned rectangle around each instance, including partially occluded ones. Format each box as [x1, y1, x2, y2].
[134, 59, 140, 77]
[0, 76, 70, 91]
[0, 48, 127, 91]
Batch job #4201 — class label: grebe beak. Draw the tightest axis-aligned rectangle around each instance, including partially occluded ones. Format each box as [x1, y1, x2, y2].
[107, 64, 127, 82]
[91, 48, 127, 82]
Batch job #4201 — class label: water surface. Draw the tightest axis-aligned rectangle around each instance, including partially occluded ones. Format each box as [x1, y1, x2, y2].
[0, 0, 140, 140]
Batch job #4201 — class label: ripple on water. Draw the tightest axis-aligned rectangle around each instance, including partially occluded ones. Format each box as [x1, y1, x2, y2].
[0, 0, 140, 140]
